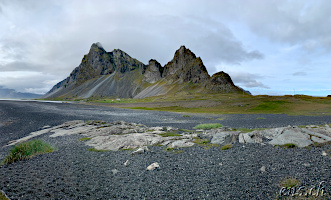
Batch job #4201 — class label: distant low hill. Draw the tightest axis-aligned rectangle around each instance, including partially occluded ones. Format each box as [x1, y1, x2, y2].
[43, 43, 249, 99]
[0, 86, 41, 99]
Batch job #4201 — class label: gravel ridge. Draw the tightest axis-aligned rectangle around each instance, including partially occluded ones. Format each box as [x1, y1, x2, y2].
[0, 100, 330, 199]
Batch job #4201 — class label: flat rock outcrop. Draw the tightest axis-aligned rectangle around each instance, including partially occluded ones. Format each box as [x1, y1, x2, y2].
[6, 121, 331, 152]
[204, 125, 331, 148]
[43, 43, 248, 99]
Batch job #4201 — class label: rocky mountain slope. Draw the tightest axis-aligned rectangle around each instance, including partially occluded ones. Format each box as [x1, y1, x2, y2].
[43, 43, 247, 99]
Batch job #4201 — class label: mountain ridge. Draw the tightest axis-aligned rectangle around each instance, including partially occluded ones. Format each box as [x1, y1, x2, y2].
[43, 43, 248, 99]
[0, 86, 41, 99]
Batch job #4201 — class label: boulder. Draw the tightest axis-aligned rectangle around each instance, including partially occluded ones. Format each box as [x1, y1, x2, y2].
[210, 131, 240, 144]
[268, 129, 312, 147]
[167, 139, 195, 148]
[239, 131, 263, 144]
[258, 128, 284, 139]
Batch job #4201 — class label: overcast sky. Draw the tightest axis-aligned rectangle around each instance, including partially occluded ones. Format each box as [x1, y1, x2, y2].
[0, 0, 330, 96]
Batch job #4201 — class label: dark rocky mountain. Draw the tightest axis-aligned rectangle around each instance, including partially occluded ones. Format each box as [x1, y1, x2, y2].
[0, 86, 41, 99]
[43, 43, 248, 99]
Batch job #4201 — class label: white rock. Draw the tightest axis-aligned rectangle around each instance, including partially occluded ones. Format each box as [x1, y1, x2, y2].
[167, 139, 195, 148]
[131, 146, 149, 155]
[111, 169, 119, 175]
[147, 162, 160, 171]
[124, 160, 129, 166]
[260, 166, 266, 172]
[322, 151, 327, 156]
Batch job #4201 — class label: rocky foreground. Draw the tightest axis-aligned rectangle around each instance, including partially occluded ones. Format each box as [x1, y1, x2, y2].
[1, 120, 330, 199]
[7, 120, 331, 150]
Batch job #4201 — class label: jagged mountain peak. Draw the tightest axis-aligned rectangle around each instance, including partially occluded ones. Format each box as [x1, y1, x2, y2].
[143, 59, 163, 83]
[162, 45, 209, 83]
[43, 43, 248, 99]
[175, 45, 197, 59]
[211, 71, 235, 85]
[111, 48, 131, 59]
[89, 42, 106, 54]
[91, 42, 104, 49]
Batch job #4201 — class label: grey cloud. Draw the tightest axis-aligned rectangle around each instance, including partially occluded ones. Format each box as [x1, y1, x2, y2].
[0, 72, 60, 94]
[1, 0, 265, 66]
[233, 0, 331, 51]
[293, 72, 307, 76]
[0, 62, 36, 71]
[193, 28, 264, 66]
[6, 0, 328, 95]
[0, 60, 73, 78]
[230, 72, 270, 89]
[65, 10, 264, 68]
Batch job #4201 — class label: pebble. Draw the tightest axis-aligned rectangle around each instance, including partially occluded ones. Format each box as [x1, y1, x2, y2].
[146, 162, 160, 171]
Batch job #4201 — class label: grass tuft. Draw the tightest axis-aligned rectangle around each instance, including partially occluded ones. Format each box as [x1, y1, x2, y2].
[193, 123, 223, 130]
[193, 138, 209, 145]
[88, 148, 109, 152]
[256, 117, 266, 119]
[178, 129, 193, 132]
[165, 148, 184, 154]
[78, 137, 91, 141]
[193, 137, 220, 149]
[159, 132, 182, 137]
[281, 143, 297, 148]
[1, 139, 55, 165]
[279, 178, 301, 188]
[221, 144, 233, 150]
[0, 192, 9, 200]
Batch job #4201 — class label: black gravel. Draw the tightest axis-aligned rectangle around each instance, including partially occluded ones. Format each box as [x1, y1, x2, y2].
[0, 100, 330, 199]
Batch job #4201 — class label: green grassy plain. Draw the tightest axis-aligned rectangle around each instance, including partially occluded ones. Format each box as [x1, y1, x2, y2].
[87, 94, 331, 116]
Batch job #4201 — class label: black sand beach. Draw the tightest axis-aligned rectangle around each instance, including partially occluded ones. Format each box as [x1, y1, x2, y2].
[0, 100, 330, 199]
